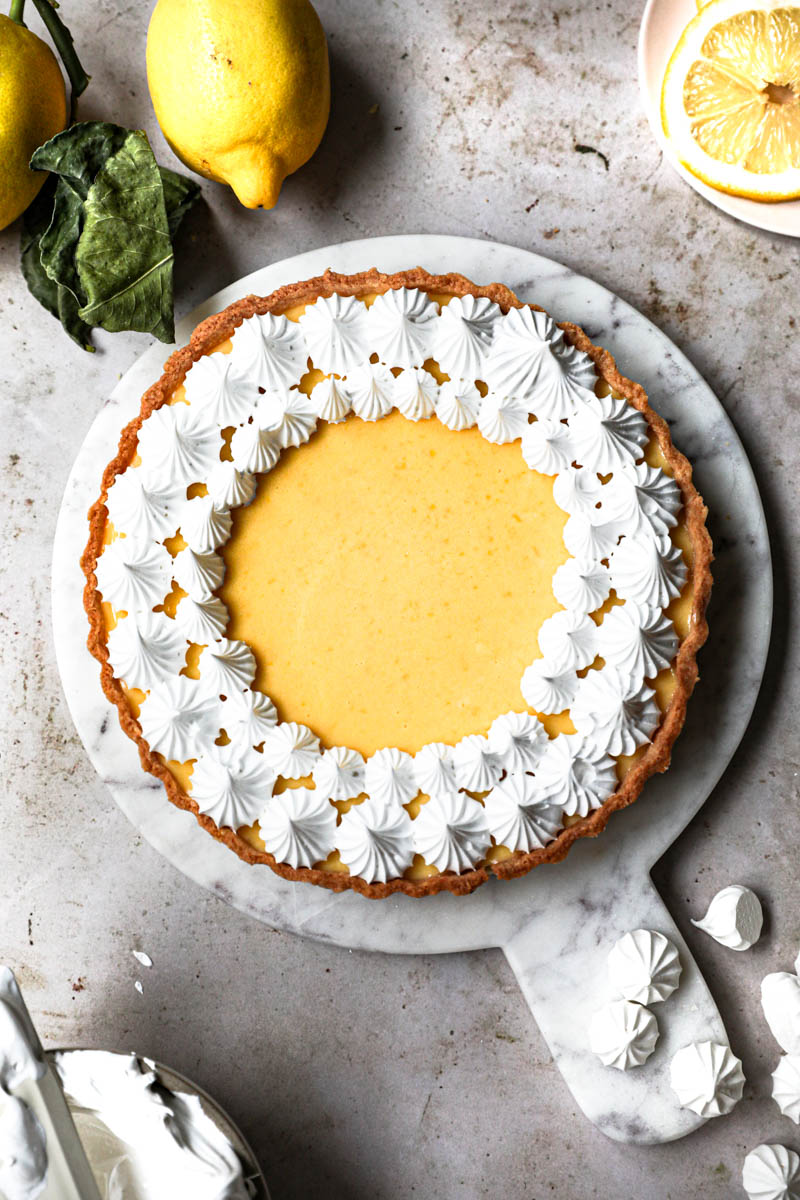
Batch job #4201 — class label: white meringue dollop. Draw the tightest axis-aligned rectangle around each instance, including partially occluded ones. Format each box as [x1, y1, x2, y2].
[477, 392, 530, 444]
[298, 293, 371, 376]
[260, 721, 321, 779]
[347, 362, 396, 422]
[171, 547, 225, 600]
[393, 367, 438, 421]
[610, 535, 688, 608]
[691, 885, 763, 951]
[487, 711, 548, 772]
[197, 638, 256, 696]
[452, 734, 502, 792]
[589, 999, 659, 1070]
[174, 594, 229, 644]
[229, 420, 281, 473]
[742, 1144, 800, 1200]
[179, 495, 232, 554]
[537, 610, 597, 672]
[571, 668, 660, 757]
[104, 472, 182, 542]
[182, 350, 257, 427]
[221, 690, 278, 749]
[534, 733, 617, 817]
[365, 747, 418, 806]
[607, 929, 682, 1005]
[772, 1056, 800, 1124]
[232, 311, 308, 391]
[552, 557, 610, 614]
[312, 746, 366, 801]
[482, 773, 563, 853]
[484, 306, 596, 417]
[761, 974, 800, 1055]
[521, 417, 576, 475]
[310, 375, 352, 424]
[598, 602, 679, 684]
[137, 403, 221, 490]
[520, 660, 578, 715]
[669, 1041, 745, 1117]
[206, 461, 256, 510]
[336, 795, 415, 883]
[411, 792, 491, 873]
[106, 614, 187, 691]
[569, 392, 649, 473]
[94, 538, 173, 614]
[256, 390, 317, 449]
[434, 380, 481, 431]
[138, 677, 220, 762]
[189, 742, 275, 830]
[258, 787, 337, 868]
[366, 286, 438, 368]
[412, 742, 458, 798]
[432, 294, 499, 381]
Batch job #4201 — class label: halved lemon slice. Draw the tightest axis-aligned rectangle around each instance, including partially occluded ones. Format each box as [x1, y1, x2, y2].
[662, 0, 800, 200]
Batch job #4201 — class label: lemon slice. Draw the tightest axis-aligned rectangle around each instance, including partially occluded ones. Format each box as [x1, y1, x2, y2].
[662, 0, 800, 200]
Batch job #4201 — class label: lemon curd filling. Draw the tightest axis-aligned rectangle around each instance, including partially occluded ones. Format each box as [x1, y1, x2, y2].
[100, 292, 696, 880]
[220, 410, 569, 755]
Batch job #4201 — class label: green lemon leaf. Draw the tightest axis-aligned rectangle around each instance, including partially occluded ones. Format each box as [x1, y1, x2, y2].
[38, 177, 85, 303]
[75, 130, 175, 343]
[31, 121, 129, 201]
[159, 166, 202, 239]
[20, 177, 94, 350]
[24, 124, 199, 348]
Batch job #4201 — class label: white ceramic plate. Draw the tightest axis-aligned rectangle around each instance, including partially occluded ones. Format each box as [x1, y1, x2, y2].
[638, 0, 800, 237]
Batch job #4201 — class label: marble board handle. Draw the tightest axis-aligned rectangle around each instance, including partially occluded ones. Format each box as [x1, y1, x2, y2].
[502, 871, 730, 1145]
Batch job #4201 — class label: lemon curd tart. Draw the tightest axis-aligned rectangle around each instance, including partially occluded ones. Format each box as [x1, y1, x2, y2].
[82, 268, 712, 898]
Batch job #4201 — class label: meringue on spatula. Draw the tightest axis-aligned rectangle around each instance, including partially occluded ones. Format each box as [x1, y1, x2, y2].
[669, 1040, 745, 1117]
[589, 1000, 659, 1071]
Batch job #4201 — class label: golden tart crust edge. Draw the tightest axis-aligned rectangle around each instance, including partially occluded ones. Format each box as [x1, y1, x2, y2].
[81, 266, 713, 899]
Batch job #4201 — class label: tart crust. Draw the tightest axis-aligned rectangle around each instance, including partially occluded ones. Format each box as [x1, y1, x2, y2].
[82, 267, 713, 898]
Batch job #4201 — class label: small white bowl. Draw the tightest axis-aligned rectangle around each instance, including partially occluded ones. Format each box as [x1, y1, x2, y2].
[48, 1049, 270, 1199]
[638, 0, 800, 237]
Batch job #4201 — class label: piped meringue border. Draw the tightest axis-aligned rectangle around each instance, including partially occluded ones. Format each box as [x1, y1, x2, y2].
[81, 267, 712, 899]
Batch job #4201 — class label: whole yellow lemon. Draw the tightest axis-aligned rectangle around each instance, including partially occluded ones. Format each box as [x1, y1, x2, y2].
[146, 0, 330, 209]
[0, 14, 67, 231]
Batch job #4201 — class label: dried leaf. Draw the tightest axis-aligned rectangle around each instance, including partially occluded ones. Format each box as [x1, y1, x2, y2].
[75, 130, 175, 342]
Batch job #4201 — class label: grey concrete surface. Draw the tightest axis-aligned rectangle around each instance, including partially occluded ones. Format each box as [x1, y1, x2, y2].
[1, 2, 798, 1197]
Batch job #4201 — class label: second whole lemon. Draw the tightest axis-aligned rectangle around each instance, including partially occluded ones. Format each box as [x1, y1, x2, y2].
[146, 0, 330, 210]
[0, 13, 67, 231]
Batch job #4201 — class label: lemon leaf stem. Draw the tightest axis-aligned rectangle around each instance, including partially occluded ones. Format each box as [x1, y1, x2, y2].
[28, 0, 88, 119]
[9, 0, 25, 23]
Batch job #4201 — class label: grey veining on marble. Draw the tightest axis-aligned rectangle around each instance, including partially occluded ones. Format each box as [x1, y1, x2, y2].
[52, 236, 771, 1145]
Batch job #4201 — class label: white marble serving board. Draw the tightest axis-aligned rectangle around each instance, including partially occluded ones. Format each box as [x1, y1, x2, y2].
[52, 235, 772, 1145]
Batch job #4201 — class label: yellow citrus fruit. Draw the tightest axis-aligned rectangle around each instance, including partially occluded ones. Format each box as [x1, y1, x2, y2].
[662, 1, 800, 200]
[0, 14, 67, 231]
[146, 0, 330, 209]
